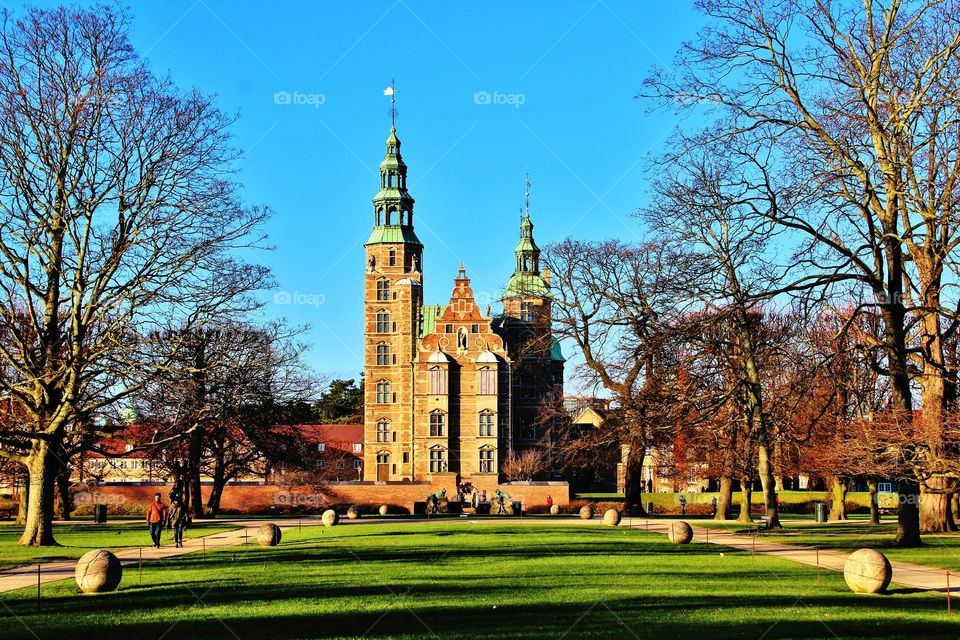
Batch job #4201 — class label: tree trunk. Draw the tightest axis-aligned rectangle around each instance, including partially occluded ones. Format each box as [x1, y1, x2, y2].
[189, 427, 204, 519]
[15, 470, 28, 525]
[894, 479, 922, 547]
[920, 476, 956, 533]
[950, 491, 959, 531]
[55, 463, 72, 521]
[18, 444, 58, 546]
[867, 478, 880, 525]
[828, 476, 847, 521]
[715, 476, 733, 521]
[622, 445, 646, 516]
[206, 451, 227, 518]
[737, 477, 753, 524]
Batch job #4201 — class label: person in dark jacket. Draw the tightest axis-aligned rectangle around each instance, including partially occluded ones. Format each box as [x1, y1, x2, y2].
[168, 498, 190, 548]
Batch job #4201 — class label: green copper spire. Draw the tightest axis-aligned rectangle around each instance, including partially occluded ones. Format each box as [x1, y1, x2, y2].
[367, 82, 421, 246]
[504, 176, 550, 299]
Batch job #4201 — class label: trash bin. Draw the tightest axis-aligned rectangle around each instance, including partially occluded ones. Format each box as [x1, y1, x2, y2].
[814, 502, 827, 523]
[511, 501, 522, 516]
[646, 501, 654, 515]
[93, 504, 107, 524]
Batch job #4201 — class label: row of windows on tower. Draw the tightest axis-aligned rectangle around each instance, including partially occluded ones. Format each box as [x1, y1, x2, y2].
[374, 450, 492, 474]
[375, 412, 496, 440]
[381, 172, 406, 189]
[373, 368, 496, 400]
[373, 305, 534, 335]
[375, 209, 411, 226]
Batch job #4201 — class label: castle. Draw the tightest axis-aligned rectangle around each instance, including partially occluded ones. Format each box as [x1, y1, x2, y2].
[362, 122, 564, 484]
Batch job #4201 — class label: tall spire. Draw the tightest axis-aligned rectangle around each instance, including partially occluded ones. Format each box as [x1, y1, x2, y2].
[503, 173, 550, 299]
[367, 80, 420, 246]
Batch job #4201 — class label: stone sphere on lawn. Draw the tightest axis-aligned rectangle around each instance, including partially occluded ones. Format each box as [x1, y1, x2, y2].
[579, 505, 594, 520]
[347, 506, 362, 520]
[379, 504, 389, 516]
[322, 509, 340, 527]
[667, 521, 694, 544]
[257, 522, 282, 547]
[844, 548, 892, 594]
[75, 549, 122, 593]
[550, 504, 560, 515]
[604, 509, 622, 526]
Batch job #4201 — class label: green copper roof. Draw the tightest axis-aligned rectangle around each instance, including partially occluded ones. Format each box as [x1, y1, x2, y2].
[550, 336, 566, 362]
[503, 272, 552, 299]
[420, 304, 447, 338]
[365, 225, 422, 246]
[372, 187, 413, 202]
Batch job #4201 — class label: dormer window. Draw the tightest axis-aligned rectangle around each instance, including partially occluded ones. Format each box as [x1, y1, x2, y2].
[520, 301, 534, 323]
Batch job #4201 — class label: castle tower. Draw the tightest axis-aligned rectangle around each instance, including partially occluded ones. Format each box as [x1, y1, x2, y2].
[363, 122, 423, 481]
[499, 181, 564, 446]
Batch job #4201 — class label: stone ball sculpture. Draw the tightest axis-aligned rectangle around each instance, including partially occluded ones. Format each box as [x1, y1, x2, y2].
[347, 506, 362, 520]
[75, 549, 122, 593]
[844, 548, 892, 594]
[257, 522, 282, 547]
[579, 505, 594, 520]
[550, 504, 560, 515]
[667, 521, 694, 544]
[379, 504, 389, 516]
[604, 509, 622, 526]
[322, 509, 340, 527]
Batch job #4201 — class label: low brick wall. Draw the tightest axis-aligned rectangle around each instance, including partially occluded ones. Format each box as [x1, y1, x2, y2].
[76, 480, 569, 515]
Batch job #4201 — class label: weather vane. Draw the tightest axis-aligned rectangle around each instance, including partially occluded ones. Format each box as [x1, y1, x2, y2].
[384, 78, 397, 128]
[524, 171, 531, 218]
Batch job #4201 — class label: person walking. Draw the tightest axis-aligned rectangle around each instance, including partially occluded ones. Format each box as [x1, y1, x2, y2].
[169, 497, 190, 548]
[146, 493, 169, 549]
[546, 495, 554, 510]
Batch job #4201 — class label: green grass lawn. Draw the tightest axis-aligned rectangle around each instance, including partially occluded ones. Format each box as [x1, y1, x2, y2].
[0, 521, 237, 570]
[0, 521, 955, 639]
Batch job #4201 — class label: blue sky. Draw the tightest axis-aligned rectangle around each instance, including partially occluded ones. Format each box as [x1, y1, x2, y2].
[97, 1, 703, 388]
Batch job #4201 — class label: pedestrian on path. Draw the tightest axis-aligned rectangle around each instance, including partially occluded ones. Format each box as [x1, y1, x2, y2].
[168, 498, 190, 548]
[146, 493, 168, 548]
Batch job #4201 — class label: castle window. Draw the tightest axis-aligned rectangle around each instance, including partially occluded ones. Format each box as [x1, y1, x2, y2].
[471, 324, 479, 333]
[479, 447, 495, 473]
[429, 411, 445, 437]
[479, 367, 496, 395]
[376, 381, 391, 404]
[376, 420, 389, 442]
[521, 301, 534, 323]
[387, 174, 394, 188]
[376, 342, 389, 366]
[521, 421, 537, 441]
[376, 278, 390, 301]
[377, 451, 390, 464]
[388, 249, 396, 266]
[429, 447, 447, 473]
[429, 366, 446, 395]
[479, 411, 494, 437]
[445, 324, 453, 333]
[376, 311, 390, 333]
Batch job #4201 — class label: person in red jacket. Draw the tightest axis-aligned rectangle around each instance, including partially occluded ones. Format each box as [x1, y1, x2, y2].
[145, 493, 169, 548]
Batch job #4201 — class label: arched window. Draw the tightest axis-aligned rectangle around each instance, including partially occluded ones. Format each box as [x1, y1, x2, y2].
[376, 419, 389, 442]
[479, 410, 495, 437]
[478, 367, 496, 395]
[377, 451, 390, 464]
[376, 278, 390, 301]
[478, 446, 495, 473]
[429, 366, 446, 395]
[376, 380, 391, 403]
[457, 327, 468, 350]
[429, 410, 445, 437]
[429, 446, 447, 473]
[376, 342, 389, 366]
[376, 310, 390, 333]
[386, 208, 396, 225]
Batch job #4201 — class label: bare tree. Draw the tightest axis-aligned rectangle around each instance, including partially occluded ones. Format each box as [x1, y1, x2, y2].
[643, 0, 960, 546]
[0, 6, 271, 545]
[542, 239, 691, 513]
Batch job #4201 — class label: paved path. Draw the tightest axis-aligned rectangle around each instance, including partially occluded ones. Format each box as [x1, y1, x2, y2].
[0, 516, 954, 595]
[621, 518, 954, 593]
[0, 520, 306, 594]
